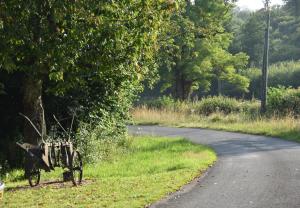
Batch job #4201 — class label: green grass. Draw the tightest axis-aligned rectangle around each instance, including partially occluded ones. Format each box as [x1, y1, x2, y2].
[132, 107, 300, 142]
[1, 136, 216, 208]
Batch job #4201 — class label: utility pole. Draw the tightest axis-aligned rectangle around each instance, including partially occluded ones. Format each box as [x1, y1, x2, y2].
[261, 0, 271, 113]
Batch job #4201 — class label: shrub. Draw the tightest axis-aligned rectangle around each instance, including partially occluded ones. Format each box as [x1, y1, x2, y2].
[140, 96, 175, 109]
[240, 100, 260, 116]
[138, 96, 192, 113]
[75, 122, 131, 164]
[195, 96, 241, 115]
[268, 86, 300, 116]
[137, 96, 260, 117]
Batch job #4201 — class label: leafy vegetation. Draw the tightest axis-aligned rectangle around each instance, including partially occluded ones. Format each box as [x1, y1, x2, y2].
[230, 0, 300, 67]
[133, 89, 300, 142]
[138, 84, 300, 118]
[242, 61, 300, 98]
[0, 0, 255, 171]
[132, 105, 300, 143]
[157, 0, 249, 100]
[268, 86, 300, 116]
[74, 122, 132, 164]
[0, 0, 178, 168]
[1, 136, 216, 208]
[137, 96, 259, 116]
[194, 96, 242, 115]
[142, 0, 300, 100]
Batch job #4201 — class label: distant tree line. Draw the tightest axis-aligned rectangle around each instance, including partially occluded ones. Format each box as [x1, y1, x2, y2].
[230, 0, 300, 67]
[141, 0, 300, 100]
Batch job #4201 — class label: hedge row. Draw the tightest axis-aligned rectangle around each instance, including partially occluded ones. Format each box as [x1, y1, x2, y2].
[139, 96, 260, 116]
[140, 86, 300, 117]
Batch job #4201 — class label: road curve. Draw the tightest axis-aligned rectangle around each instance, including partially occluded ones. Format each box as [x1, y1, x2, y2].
[129, 126, 300, 208]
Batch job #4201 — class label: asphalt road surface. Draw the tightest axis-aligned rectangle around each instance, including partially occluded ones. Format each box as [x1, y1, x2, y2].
[129, 126, 300, 208]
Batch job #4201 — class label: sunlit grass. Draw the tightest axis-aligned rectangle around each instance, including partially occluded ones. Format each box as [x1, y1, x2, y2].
[1, 136, 216, 208]
[132, 107, 300, 142]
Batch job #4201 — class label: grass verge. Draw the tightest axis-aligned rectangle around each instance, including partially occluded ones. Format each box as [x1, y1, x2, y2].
[1, 136, 216, 208]
[132, 107, 300, 142]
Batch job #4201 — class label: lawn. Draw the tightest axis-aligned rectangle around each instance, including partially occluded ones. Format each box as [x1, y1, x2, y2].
[132, 107, 300, 142]
[1, 136, 216, 208]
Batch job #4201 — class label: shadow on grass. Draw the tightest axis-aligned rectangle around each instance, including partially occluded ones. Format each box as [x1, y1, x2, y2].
[166, 164, 188, 172]
[6, 179, 93, 192]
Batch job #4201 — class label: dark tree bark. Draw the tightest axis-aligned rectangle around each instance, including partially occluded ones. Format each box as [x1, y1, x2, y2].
[21, 1, 47, 145]
[174, 67, 184, 100]
[22, 76, 44, 144]
[173, 66, 193, 100]
[183, 80, 193, 101]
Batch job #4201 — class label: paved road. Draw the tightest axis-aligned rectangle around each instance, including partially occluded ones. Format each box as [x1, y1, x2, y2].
[129, 126, 300, 208]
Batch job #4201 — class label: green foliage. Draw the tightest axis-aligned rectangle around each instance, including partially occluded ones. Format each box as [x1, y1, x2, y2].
[228, 8, 251, 54]
[238, 12, 265, 67]
[158, 0, 249, 100]
[195, 96, 241, 115]
[230, 2, 300, 67]
[75, 122, 131, 164]
[268, 86, 300, 115]
[139, 96, 176, 109]
[139, 86, 300, 119]
[138, 96, 260, 116]
[0, 0, 177, 167]
[242, 61, 300, 98]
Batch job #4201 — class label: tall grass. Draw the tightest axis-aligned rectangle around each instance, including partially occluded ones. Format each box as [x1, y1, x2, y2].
[136, 96, 260, 117]
[132, 95, 300, 142]
[132, 107, 300, 142]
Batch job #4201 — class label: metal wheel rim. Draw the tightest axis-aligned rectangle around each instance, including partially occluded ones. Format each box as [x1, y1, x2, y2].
[29, 169, 40, 187]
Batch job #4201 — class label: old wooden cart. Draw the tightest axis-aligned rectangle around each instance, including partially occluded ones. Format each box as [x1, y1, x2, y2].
[17, 113, 83, 187]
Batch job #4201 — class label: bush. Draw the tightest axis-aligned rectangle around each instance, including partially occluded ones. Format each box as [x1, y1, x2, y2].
[268, 86, 300, 116]
[138, 96, 192, 113]
[75, 122, 131, 164]
[195, 96, 241, 115]
[141, 96, 175, 109]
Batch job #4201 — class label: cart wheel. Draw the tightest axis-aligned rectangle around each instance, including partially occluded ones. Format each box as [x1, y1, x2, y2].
[70, 151, 83, 186]
[28, 164, 40, 187]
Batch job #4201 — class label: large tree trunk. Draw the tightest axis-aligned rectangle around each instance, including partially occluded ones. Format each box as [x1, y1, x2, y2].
[182, 80, 193, 101]
[173, 67, 193, 101]
[23, 76, 44, 145]
[174, 66, 183, 100]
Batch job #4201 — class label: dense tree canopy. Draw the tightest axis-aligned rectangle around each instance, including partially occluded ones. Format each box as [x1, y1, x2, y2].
[157, 0, 249, 100]
[230, 0, 300, 67]
[0, 0, 177, 167]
